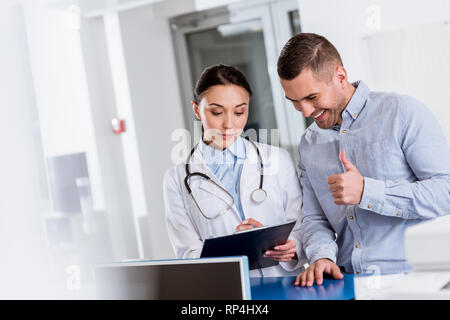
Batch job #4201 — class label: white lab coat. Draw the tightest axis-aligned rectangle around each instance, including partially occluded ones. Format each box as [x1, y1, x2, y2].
[163, 139, 304, 277]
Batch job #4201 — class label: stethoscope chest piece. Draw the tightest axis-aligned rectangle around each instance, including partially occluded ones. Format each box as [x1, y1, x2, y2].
[251, 188, 267, 203]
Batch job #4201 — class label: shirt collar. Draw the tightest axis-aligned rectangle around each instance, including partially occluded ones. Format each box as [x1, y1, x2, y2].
[227, 136, 246, 159]
[343, 80, 370, 121]
[200, 136, 246, 168]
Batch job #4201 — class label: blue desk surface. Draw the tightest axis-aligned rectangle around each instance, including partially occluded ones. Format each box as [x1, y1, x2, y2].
[250, 274, 355, 300]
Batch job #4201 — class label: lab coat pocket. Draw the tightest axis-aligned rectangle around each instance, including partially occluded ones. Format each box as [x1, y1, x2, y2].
[186, 193, 228, 240]
[189, 191, 232, 220]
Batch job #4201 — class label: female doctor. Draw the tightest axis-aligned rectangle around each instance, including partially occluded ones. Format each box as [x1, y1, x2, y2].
[163, 64, 304, 277]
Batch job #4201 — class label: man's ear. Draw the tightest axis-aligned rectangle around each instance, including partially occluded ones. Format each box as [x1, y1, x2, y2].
[192, 101, 201, 120]
[335, 66, 348, 88]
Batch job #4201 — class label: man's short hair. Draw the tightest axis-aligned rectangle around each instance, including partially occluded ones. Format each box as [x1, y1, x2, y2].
[277, 33, 343, 82]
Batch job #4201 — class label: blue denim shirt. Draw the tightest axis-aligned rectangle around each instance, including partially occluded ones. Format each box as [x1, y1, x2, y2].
[200, 137, 247, 220]
[298, 80, 450, 275]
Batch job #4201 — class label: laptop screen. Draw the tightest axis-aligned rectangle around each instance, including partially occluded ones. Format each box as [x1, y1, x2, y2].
[94, 257, 251, 300]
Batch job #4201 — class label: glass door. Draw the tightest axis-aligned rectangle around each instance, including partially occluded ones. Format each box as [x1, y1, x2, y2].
[171, 0, 303, 154]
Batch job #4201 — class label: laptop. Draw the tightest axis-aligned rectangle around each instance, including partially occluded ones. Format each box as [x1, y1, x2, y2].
[94, 256, 251, 300]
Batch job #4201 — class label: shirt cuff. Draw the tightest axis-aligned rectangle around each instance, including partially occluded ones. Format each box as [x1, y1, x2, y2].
[280, 238, 307, 272]
[280, 259, 302, 272]
[359, 177, 385, 212]
[308, 250, 337, 265]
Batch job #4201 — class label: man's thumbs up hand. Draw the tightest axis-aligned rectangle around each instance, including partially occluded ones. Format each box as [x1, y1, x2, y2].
[340, 149, 357, 172]
[327, 150, 364, 205]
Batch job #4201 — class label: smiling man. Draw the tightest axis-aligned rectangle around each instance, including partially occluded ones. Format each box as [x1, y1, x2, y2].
[277, 33, 450, 286]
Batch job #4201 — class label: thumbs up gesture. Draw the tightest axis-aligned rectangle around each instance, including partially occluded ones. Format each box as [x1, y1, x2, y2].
[327, 150, 364, 205]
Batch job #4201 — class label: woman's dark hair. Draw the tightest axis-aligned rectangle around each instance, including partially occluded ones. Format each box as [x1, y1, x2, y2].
[193, 64, 252, 104]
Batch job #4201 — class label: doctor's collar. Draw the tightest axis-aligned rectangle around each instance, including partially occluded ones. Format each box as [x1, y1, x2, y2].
[200, 136, 246, 166]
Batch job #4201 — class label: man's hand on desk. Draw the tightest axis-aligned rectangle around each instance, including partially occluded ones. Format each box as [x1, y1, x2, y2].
[294, 258, 343, 287]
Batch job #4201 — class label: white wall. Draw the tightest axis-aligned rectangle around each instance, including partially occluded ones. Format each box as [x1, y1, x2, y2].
[297, 0, 450, 82]
[79, 13, 141, 261]
[366, 22, 450, 142]
[0, 3, 54, 298]
[116, 0, 196, 259]
[297, 0, 450, 141]
[24, 1, 140, 263]
[24, 3, 105, 211]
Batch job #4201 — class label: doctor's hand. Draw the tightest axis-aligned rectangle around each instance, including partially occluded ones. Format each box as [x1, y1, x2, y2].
[235, 218, 263, 232]
[294, 258, 343, 287]
[264, 239, 297, 262]
[327, 150, 364, 205]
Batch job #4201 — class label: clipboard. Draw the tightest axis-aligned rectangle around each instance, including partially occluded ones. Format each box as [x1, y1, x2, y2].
[200, 221, 296, 270]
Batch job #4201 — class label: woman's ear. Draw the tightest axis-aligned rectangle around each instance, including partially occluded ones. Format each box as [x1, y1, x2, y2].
[192, 101, 201, 120]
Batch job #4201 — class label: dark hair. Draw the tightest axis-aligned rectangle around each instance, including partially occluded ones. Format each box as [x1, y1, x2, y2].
[277, 33, 343, 81]
[193, 64, 252, 104]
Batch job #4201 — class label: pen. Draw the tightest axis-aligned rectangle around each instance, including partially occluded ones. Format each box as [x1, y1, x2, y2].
[234, 220, 255, 233]
[242, 219, 258, 229]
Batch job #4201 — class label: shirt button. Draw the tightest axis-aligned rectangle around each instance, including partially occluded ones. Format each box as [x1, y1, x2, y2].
[396, 211, 402, 216]
[353, 113, 358, 118]
[342, 129, 347, 134]
[349, 216, 354, 220]
[368, 204, 373, 209]
[355, 244, 360, 248]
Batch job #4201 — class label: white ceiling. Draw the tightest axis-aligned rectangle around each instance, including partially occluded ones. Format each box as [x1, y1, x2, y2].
[46, 0, 164, 17]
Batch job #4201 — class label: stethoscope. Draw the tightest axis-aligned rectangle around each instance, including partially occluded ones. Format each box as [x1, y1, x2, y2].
[184, 137, 267, 220]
